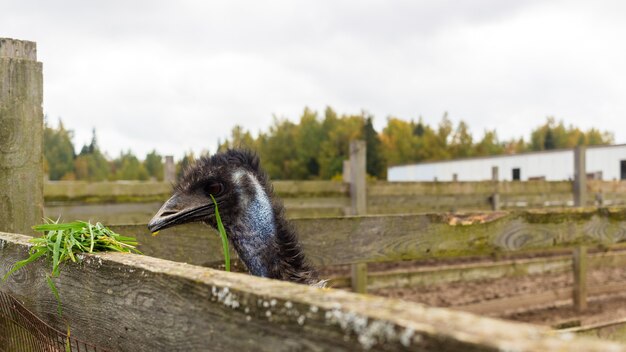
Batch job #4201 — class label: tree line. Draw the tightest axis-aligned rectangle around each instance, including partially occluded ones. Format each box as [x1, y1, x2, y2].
[43, 109, 614, 181]
[44, 121, 164, 181]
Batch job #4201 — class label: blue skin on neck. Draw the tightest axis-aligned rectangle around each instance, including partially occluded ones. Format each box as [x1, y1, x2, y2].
[232, 179, 277, 277]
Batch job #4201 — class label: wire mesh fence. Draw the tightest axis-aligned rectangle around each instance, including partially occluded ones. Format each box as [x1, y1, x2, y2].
[0, 291, 105, 352]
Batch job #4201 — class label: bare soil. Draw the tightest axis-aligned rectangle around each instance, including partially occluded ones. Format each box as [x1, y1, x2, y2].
[318, 256, 626, 327]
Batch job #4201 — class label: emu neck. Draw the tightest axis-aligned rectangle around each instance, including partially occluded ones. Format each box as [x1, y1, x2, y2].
[227, 172, 278, 278]
[226, 170, 318, 285]
[233, 198, 277, 277]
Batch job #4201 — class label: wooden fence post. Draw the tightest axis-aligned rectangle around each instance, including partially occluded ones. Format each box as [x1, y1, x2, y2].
[574, 146, 587, 207]
[163, 155, 175, 183]
[349, 140, 367, 293]
[349, 140, 366, 216]
[0, 38, 43, 236]
[573, 245, 588, 312]
[342, 159, 352, 216]
[491, 166, 501, 211]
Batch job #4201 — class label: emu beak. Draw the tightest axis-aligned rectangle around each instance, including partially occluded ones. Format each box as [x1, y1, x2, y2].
[148, 193, 212, 233]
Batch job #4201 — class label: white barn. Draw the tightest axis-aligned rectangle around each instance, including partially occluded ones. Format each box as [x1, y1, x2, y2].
[388, 144, 626, 182]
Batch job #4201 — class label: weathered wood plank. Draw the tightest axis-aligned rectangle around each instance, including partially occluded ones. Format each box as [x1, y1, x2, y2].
[44, 180, 585, 201]
[273, 180, 348, 197]
[368, 180, 573, 196]
[351, 263, 367, 293]
[43, 180, 626, 223]
[564, 318, 626, 343]
[45, 198, 349, 225]
[331, 255, 575, 289]
[573, 246, 588, 312]
[44, 181, 173, 203]
[349, 141, 368, 293]
[1, 232, 622, 352]
[0, 38, 44, 236]
[459, 286, 572, 315]
[109, 208, 626, 268]
[574, 146, 587, 207]
[349, 140, 366, 216]
[44, 180, 349, 203]
[45, 201, 163, 225]
[330, 249, 626, 290]
[589, 180, 626, 194]
[458, 282, 626, 316]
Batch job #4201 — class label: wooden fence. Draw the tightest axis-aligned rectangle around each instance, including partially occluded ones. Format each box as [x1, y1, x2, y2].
[43, 179, 626, 223]
[106, 207, 626, 310]
[1, 231, 624, 351]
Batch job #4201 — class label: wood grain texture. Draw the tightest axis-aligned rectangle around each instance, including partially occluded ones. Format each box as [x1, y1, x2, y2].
[0, 38, 43, 236]
[574, 146, 587, 207]
[573, 246, 588, 312]
[106, 208, 626, 269]
[459, 282, 626, 316]
[565, 318, 626, 342]
[0, 38, 37, 59]
[1, 232, 623, 352]
[351, 263, 367, 293]
[330, 249, 626, 290]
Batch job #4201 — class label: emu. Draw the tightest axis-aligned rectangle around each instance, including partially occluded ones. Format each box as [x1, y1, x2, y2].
[148, 149, 323, 286]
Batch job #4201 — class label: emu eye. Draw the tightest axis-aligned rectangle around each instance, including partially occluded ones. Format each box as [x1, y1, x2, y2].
[205, 182, 224, 196]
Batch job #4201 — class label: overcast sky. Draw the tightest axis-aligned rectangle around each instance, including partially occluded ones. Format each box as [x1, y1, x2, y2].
[3, 1, 626, 159]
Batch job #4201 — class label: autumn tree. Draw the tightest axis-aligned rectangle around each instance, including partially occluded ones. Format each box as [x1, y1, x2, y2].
[144, 150, 164, 181]
[44, 118, 76, 180]
[75, 128, 110, 181]
[112, 151, 149, 181]
[363, 115, 386, 178]
[530, 117, 613, 151]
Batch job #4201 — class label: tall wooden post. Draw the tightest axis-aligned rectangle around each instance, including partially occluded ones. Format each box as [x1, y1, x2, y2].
[491, 166, 500, 211]
[341, 160, 352, 216]
[0, 38, 43, 235]
[342, 160, 350, 183]
[164, 155, 175, 183]
[349, 140, 366, 216]
[574, 146, 587, 207]
[573, 246, 588, 312]
[349, 140, 367, 293]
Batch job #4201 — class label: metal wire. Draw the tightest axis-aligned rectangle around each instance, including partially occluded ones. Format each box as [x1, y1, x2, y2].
[0, 291, 105, 352]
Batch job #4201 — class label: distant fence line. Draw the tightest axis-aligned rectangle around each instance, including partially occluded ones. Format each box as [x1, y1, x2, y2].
[44, 179, 626, 223]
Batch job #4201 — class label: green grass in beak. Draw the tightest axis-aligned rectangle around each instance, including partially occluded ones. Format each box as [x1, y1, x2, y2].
[210, 194, 230, 272]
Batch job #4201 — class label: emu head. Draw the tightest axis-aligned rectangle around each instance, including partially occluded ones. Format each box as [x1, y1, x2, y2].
[148, 149, 273, 234]
[148, 149, 280, 277]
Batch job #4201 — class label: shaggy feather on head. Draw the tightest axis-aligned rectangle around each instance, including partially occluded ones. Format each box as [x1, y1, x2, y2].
[148, 149, 321, 285]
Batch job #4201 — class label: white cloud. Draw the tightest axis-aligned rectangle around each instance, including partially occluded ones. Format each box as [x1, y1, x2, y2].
[3, 0, 625, 159]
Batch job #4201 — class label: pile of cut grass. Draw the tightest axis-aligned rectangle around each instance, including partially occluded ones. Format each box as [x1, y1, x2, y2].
[2, 219, 141, 315]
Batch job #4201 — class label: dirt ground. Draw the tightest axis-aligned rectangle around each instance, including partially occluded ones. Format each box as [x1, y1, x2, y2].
[318, 256, 626, 327]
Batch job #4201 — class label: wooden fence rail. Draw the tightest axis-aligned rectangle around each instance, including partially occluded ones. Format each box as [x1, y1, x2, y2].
[1, 232, 623, 351]
[109, 208, 626, 267]
[328, 249, 626, 291]
[43, 179, 626, 223]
